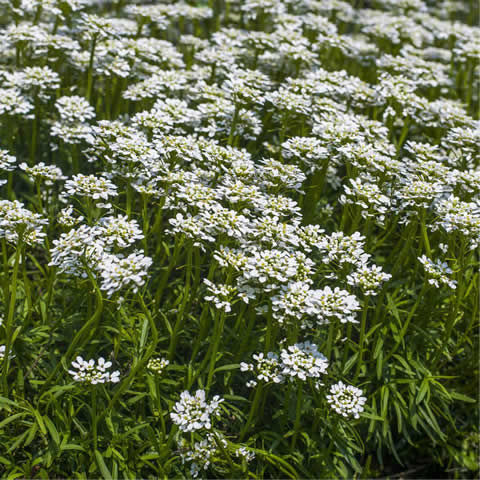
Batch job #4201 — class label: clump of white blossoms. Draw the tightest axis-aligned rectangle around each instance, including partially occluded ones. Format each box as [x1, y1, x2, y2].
[170, 390, 224, 432]
[68, 356, 120, 384]
[63, 174, 118, 201]
[280, 342, 329, 381]
[310, 286, 361, 325]
[55, 95, 95, 123]
[316, 231, 370, 269]
[57, 206, 84, 228]
[347, 264, 392, 296]
[203, 279, 236, 312]
[99, 252, 153, 297]
[235, 446, 256, 463]
[49, 224, 105, 277]
[98, 215, 144, 248]
[240, 352, 284, 387]
[0, 200, 48, 245]
[326, 381, 367, 419]
[418, 255, 457, 289]
[19, 162, 66, 185]
[0, 345, 5, 361]
[178, 433, 221, 478]
[147, 357, 169, 375]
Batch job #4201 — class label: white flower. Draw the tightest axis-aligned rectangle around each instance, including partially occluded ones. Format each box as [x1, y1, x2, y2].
[178, 433, 224, 478]
[240, 352, 284, 385]
[20, 162, 65, 185]
[147, 357, 169, 375]
[69, 356, 120, 384]
[326, 381, 367, 419]
[98, 215, 144, 248]
[99, 252, 152, 297]
[170, 389, 224, 432]
[0, 200, 48, 245]
[55, 95, 95, 124]
[418, 255, 457, 289]
[347, 264, 392, 296]
[63, 174, 118, 201]
[280, 341, 329, 381]
[203, 279, 236, 313]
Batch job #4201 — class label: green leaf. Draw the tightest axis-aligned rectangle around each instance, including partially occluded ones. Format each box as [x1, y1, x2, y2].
[95, 450, 112, 480]
[44, 416, 60, 445]
[213, 363, 240, 373]
[0, 412, 26, 429]
[450, 391, 476, 403]
[416, 378, 429, 405]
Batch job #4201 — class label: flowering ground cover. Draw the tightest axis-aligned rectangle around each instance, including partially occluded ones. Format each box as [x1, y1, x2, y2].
[0, 0, 478, 478]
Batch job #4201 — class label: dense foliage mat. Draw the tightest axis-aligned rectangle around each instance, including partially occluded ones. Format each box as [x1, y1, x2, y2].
[0, 0, 478, 478]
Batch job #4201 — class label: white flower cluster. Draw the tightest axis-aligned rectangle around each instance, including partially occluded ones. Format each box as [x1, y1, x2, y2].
[147, 357, 169, 375]
[68, 356, 120, 384]
[178, 434, 220, 478]
[20, 162, 66, 185]
[418, 255, 457, 289]
[326, 381, 367, 419]
[203, 279, 236, 312]
[271, 283, 361, 326]
[99, 252, 152, 297]
[0, 200, 47, 245]
[170, 390, 224, 432]
[280, 342, 329, 381]
[50, 218, 152, 297]
[241, 341, 329, 386]
[347, 264, 392, 296]
[178, 433, 255, 478]
[63, 174, 118, 202]
[240, 352, 284, 387]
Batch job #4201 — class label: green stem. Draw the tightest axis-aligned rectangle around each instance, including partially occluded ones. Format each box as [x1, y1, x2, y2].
[29, 96, 39, 166]
[291, 382, 303, 449]
[40, 271, 103, 394]
[420, 208, 432, 257]
[91, 388, 98, 450]
[102, 295, 158, 418]
[2, 238, 23, 395]
[206, 311, 226, 392]
[264, 308, 274, 353]
[228, 103, 240, 146]
[431, 238, 466, 369]
[239, 384, 263, 441]
[354, 297, 370, 382]
[86, 34, 98, 102]
[324, 321, 335, 360]
[168, 247, 192, 361]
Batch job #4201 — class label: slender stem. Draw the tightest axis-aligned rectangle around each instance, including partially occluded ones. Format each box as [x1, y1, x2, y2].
[291, 382, 303, 449]
[206, 311, 226, 392]
[420, 208, 432, 257]
[239, 384, 263, 441]
[91, 388, 98, 450]
[2, 238, 23, 395]
[228, 103, 240, 146]
[168, 246, 192, 360]
[86, 34, 98, 102]
[264, 307, 274, 353]
[29, 96, 39, 166]
[324, 321, 335, 360]
[102, 294, 158, 418]
[354, 296, 370, 382]
[431, 238, 466, 368]
[41, 271, 103, 393]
